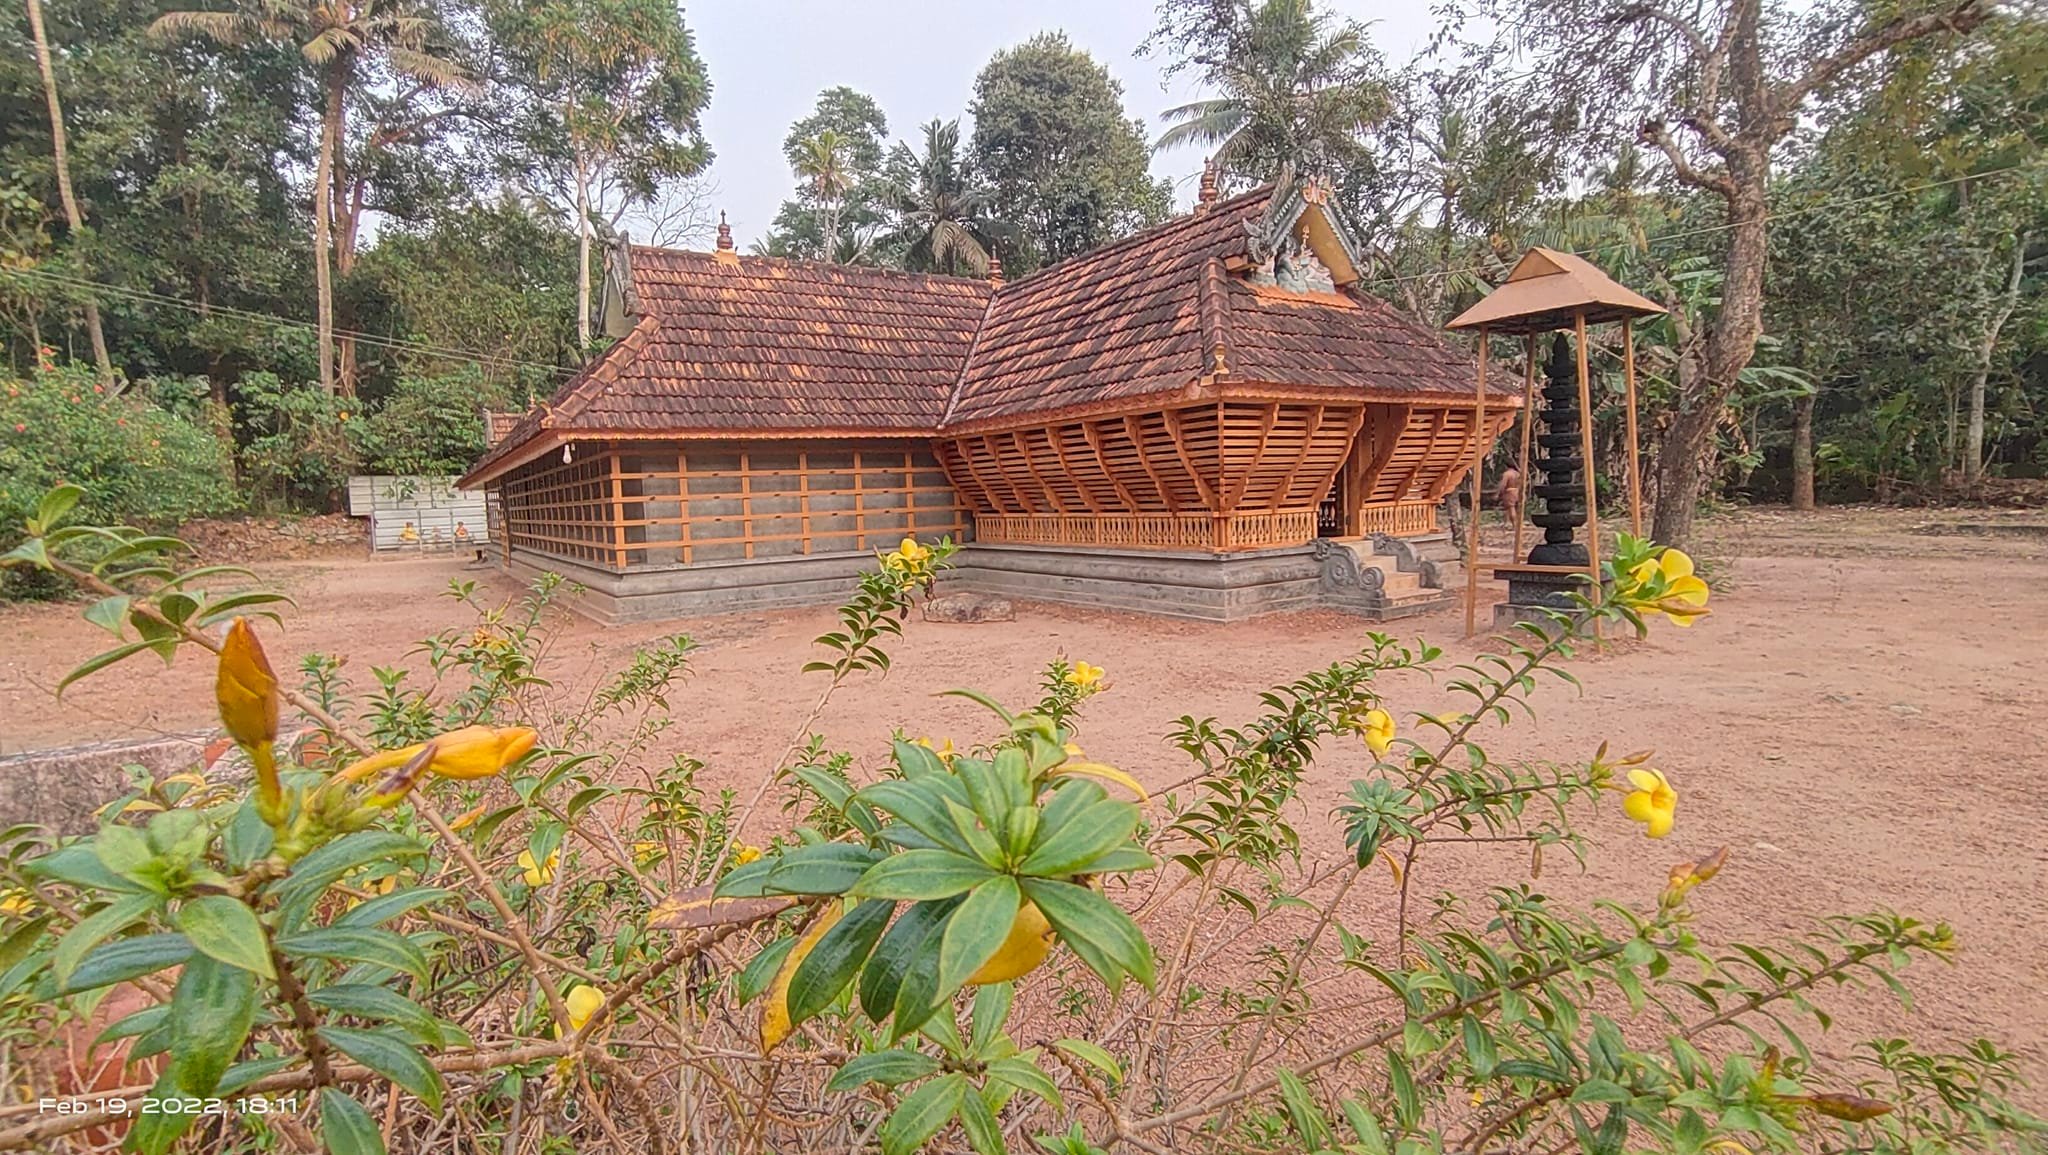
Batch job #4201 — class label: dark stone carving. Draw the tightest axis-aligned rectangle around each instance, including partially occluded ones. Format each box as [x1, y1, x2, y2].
[1313, 538, 1385, 594]
[1508, 335, 1590, 610]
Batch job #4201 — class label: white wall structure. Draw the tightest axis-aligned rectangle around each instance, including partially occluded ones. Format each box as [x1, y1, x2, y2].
[346, 475, 492, 552]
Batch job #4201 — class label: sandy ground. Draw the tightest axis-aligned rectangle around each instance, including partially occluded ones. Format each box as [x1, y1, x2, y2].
[3, 505, 2045, 1102]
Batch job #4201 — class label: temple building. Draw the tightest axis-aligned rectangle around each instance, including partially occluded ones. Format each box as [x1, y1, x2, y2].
[459, 173, 1517, 622]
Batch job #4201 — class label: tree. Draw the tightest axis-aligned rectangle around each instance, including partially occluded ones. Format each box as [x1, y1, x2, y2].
[760, 87, 893, 263]
[887, 119, 990, 276]
[1476, 0, 1996, 544]
[23, 0, 113, 387]
[152, 0, 469, 396]
[487, 0, 711, 352]
[969, 33, 1171, 271]
[794, 130, 852, 264]
[1150, 0, 1390, 187]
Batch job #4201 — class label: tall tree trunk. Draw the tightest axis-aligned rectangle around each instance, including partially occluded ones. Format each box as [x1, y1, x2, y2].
[823, 200, 840, 263]
[1789, 388, 1815, 511]
[313, 60, 340, 394]
[575, 149, 592, 352]
[330, 57, 361, 398]
[1963, 234, 2027, 487]
[1652, 172, 1771, 546]
[26, 0, 114, 388]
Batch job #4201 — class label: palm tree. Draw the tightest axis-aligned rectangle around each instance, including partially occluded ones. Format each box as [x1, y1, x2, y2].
[153, 0, 464, 395]
[1154, 0, 1387, 183]
[890, 120, 989, 276]
[794, 130, 851, 263]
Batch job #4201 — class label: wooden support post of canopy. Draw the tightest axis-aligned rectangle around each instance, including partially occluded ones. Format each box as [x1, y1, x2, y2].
[1464, 329, 1488, 637]
[1574, 311, 1603, 640]
[1623, 318, 1643, 536]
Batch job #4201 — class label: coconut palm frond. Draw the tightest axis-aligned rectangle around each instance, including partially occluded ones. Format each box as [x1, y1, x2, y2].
[148, 9, 253, 42]
[387, 45, 470, 90]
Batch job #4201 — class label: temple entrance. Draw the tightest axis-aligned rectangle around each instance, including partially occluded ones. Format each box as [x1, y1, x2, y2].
[1316, 475, 1344, 536]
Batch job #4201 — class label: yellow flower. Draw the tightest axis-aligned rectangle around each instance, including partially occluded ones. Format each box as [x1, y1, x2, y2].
[1360, 708, 1396, 758]
[1064, 662, 1105, 691]
[338, 725, 539, 785]
[881, 536, 933, 579]
[1627, 548, 1711, 627]
[449, 804, 488, 831]
[564, 984, 605, 1034]
[911, 736, 958, 761]
[732, 844, 763, 866]
[0, 890, 35, 918]
[518, 847, 559, 887]
[1622, 768, 1679, 839]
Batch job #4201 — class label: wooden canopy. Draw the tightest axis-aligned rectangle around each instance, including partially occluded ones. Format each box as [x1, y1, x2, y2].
[1446, 247, 1666, 336]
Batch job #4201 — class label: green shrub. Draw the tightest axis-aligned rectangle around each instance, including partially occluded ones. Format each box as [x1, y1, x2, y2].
[351, 366, 508, 476]
[233, 372, 358, 511]
[0, 360, 236, 597]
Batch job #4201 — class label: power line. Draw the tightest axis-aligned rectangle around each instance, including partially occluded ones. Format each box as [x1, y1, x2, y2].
[1360, 163, 2036, 289]
[0, 265, 583, 381]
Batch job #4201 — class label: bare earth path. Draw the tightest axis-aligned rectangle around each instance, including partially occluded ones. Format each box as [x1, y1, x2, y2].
[3, 506, 2045, 1098]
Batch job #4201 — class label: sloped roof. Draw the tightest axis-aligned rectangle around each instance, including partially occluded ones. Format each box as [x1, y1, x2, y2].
[463, 184, 1512, 486]
[463, 251, 993, 482]
[1446, 246, 1666, 334]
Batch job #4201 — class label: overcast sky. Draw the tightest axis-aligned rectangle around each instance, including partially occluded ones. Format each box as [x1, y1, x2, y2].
[683, 1, 1444, 247]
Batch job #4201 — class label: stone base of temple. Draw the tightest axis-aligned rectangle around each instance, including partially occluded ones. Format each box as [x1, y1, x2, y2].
[508, 536, 1463, 625]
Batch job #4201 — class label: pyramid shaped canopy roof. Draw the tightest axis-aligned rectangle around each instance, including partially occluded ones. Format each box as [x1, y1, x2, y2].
[1445, 247, 1665, 335]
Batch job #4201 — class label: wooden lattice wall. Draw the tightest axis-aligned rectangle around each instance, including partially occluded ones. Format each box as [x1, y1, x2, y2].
[497, 440, 966, 572]
[937, 399, 1502, 551]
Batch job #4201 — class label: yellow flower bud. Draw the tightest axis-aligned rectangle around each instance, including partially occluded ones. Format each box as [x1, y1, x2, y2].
[732, 844, 763, 866]
[338, 725, 540, 785]
[216, 618, 283, 819]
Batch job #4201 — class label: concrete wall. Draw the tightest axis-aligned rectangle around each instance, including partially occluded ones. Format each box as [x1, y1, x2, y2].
[944, 543, 1329, 622]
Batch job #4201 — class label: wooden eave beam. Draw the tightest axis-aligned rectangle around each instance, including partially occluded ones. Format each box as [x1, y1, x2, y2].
[1268, 404, 1328, 511]
[1047, 423, 1104, 513]
[978, 433, 1037, 513]
[1224, 402, 1280, 510]
[1356, 403, 1412, 502]
[1082, 420, 1145, 511]
[1396, 408, 1451, 499]
[1011, 428, 1067, 513]
[944, 438, 1008, 515]
[1123, 414, 1181, 513]
[1162, 408, 1220, 512]
[1298, 407, 1366, 515]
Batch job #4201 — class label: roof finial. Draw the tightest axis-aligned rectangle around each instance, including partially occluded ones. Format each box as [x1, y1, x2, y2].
[1198, 157, 1220, 211]
[715, 211, 734, 252]
[987, 248, 1004, 286]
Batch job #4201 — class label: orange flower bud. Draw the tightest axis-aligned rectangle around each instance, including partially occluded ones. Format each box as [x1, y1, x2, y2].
[1805, 1093, 1894, 1122]
[216, 618, 279, 750]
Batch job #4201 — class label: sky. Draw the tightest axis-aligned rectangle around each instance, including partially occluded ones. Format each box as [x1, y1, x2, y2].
[682, 1, 1444, 247]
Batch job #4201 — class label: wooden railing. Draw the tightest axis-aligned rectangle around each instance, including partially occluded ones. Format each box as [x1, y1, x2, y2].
[1358, 500, 1440, 537]
[973, 510, 1319, 551]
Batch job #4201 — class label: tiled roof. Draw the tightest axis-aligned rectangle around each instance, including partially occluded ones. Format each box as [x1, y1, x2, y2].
[463, 186, 1506, 485]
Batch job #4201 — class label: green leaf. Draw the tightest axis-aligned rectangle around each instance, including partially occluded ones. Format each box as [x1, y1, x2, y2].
[1461, 1014, 1498, 1078]
[25, 843, 139, 891]
[1342, 1097, 1390, 1155]
[718, 843, 883, 897]
[824, 1048, 942, 1093]
[787, 898, 895, 1024]
[57, 639, 161, 693]
[335, 888, 455, 929]
[1051, 1038, 1123, 1084]
[0, 913, 53, 976]
[861, 896, 954, 1024]
[852, 849, 998, 901]
[273, 832, 423, 906]
[937, 876, 1019, 998]
[1278, 1068, 1334, 1149]
[83, 594, 132, 636]
[1020, 799, 1139, 876]
[53, 932, 191, 995]
[891, 738, 948, 779]
[93, 1004, 170, 1049]
[321, 1087, 388, 1155]
[218, 1056, 294, 1096]
[36, 484, 83, 531]
[222, 801, 275, 871]
[276, 927, 430, 981]
[320, 1026, 444, 1110]
[986, 1055, 1062, 1108]
[957, 1082, 1006, 1155]
[881, 1072, 967, 1155]
[52, 891, 158, 983]
[167, 954, 258, 1094]
[1022, 878, 1154, 990]
[307, 984, 439, 1036]
[175, 896, 276, 979]
[127, 1068, 200, 1155]
[195, 590, 295, 626]
[736, 936, 797, 1005]
[858, 779, 973, 855]
[969, 982, 1013, 1058]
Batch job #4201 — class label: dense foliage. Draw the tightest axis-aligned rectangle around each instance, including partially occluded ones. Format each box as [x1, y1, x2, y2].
[0, 488, 2038, 1154]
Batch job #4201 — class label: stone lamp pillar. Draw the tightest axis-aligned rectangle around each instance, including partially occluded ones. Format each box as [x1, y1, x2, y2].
[1504, 334, 1589, 611]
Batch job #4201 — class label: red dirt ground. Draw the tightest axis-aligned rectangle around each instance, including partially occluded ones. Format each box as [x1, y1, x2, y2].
[3, 505, 2044, 1102]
